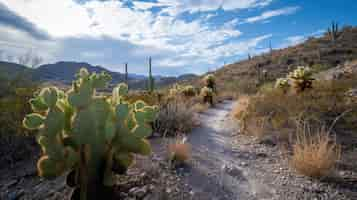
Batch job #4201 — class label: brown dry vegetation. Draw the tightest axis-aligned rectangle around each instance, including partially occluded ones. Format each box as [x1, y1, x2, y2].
[232, 68, 357, 177]
[291, 124, 341, 178]
[168, 138, 191, 167]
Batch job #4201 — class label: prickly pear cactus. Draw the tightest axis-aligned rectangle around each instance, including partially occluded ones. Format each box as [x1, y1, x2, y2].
[200, 86, 214, 106]
[275, 78, 290, 93]
[288, 66, 314, 93]
[23, 68, 158, 200]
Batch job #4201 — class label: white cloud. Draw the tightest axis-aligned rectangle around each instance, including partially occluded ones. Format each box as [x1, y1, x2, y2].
[244, 6, 299, 23]
[0, 25, 61, 62]
[285, 35, 305, 46]
[283, 29, 325, 47]
[80, 51, 106, 59]
[0, 0, 278, 74]
[156, 0, 273, 15]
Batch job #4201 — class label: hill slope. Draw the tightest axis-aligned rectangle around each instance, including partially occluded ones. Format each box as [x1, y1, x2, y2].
[203, 26, 357, 92]
[0, 61, 33, 79]
[0, 61, 197, 90]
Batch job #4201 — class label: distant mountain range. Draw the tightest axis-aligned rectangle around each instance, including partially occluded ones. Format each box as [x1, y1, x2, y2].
[0, 61, 197, 90]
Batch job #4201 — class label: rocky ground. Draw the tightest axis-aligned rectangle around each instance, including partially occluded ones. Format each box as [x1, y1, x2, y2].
[171, 100, 357, 200]
[1, 100, 357, 200]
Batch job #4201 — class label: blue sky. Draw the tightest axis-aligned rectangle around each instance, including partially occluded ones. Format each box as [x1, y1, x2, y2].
[0, 0, 356, 76]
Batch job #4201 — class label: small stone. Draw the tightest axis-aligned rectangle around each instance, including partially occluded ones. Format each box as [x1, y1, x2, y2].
[130, 186, 148, 198]
[166, 187, 172, 193]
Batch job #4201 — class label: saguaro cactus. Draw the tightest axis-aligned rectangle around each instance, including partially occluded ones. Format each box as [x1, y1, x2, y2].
[327, 21, 341, 42]
[148, 57, 155, 93]
[125, 63, 128, 86]
[23, 68, 158, 200]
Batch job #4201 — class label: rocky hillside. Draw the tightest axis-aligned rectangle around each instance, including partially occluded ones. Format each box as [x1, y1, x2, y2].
[0, 61, 197, 90]
[203, 26, 357, 92]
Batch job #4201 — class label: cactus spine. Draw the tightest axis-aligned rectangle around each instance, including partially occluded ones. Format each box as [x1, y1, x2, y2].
[148, 57, 155, 93]
[23, 68, 158, 200]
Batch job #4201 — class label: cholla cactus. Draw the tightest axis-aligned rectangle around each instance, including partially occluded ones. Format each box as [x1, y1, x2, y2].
[203, 74, 216, 92]
[169, 84, 196, 98]
[275, 78, 290, 93]
[23, 68, 158, 200]
[200, 86, 214, 105]
[288, 66, 314, 93]
[169, 84, 182, 97]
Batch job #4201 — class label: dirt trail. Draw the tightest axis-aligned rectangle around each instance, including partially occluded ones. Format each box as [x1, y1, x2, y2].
[180, 100, 274, 200]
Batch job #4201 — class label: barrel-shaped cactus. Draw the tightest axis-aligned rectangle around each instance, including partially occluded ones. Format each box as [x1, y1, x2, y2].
[275, 78, 290, 93]
[23, 68, 158, 200]
[288, 66, 314, 93]
[200, 86, 214, 105]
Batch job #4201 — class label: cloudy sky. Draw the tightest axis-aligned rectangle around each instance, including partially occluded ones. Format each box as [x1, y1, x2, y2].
[0, 0, 356, 76]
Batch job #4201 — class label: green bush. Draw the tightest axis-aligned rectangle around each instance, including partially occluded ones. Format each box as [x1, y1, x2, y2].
[0, 73, 38, 166]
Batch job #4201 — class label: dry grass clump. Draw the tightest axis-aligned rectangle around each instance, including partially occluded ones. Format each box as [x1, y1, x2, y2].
[291, 125, 341, 178]
[192, 103, 209, 113]
[168, 137, 191, 167]
[244, 117, 268, 139]
[237, 78, 357, 134]
[154, 99, 196, 137]
[232, 95, 251, 120]
[232, 96, 269, 138]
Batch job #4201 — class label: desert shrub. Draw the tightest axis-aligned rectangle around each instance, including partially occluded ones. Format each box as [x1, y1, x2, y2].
[192, 103, 209, 113]
[0, 74, 38, 166]
[227, 78, 260, 95]
[232, 95, 251, 121]
[181, 85, 196, 97]
[310, 63, 330, 73]
[126, 91, 162, 105]
[169, 84, 197, 98]
[236, 77, 357, 137]
[292, 124, 340, 178]
[154, 98, 196, 137]
[233, 96, 268, 138]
